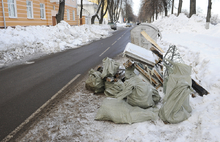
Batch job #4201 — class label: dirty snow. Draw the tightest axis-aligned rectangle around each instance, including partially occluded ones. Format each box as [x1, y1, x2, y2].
[16, 14, 220, 142]
[0, 21, 112, 68]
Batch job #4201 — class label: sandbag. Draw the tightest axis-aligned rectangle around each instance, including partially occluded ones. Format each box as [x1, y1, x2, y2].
[85, 69, 104, 93]
[104, 80, 125, 97]
[159, 62, 193, 124]
[124, 65, 136, 80]
[116, 76, 161, 109]
[95, 98, 159, 124]
[101, 57, 120, 79]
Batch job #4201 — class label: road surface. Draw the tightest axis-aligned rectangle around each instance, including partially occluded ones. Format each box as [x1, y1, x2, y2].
[0, 26, 132, 141]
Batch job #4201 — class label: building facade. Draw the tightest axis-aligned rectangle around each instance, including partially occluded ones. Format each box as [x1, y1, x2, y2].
[0, 0, 78, 28]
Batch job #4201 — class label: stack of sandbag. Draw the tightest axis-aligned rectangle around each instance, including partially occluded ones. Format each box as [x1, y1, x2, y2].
[85, 57, 162, 124]
[159, 61, 194, 124]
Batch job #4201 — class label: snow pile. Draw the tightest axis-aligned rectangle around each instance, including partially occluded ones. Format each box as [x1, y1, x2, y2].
[0, 21, 111, 66]
[154, 13, 220, 36]
[116, 23, 126, 27]
[153, 14, 220, 93]
[17, 15, 220, 141]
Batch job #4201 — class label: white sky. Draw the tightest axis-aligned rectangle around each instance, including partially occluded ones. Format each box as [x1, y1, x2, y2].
[133, 0, 141, 16]
[132, 0, 220, 16]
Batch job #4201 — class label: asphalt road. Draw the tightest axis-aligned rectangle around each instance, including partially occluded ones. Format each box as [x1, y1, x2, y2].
[0, 26, 132, 141]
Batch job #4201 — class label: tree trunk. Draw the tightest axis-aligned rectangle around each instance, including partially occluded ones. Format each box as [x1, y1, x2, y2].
[171, 0, 174, 14]
[178, 0, 182, 16]
[155, 1, 158, 20]
[99, 1, 104, 24]
[99, 0, 108, 24]
[189, 0, 196, 18]
[99, 17, 103, 24]
[108, 0, 114, 23]
[80, 0, 83, 25]
[91, 15, 96, 24]
[162, 0, 168, 16]
[56, 0, 65, 24]
[206, 0, 212, 29]
[152, 15, 154, 22]
[91, 1, 102, 24]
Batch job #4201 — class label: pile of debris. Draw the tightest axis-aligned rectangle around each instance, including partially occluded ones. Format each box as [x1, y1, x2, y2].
[85, 24, 209, 124]
[86, 56, 161, 124]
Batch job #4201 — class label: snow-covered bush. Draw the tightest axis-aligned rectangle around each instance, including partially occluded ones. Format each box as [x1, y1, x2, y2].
[211, 14, 220, 25]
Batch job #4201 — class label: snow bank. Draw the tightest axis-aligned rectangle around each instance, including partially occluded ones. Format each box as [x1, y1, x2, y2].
[153, 13, 220, 141]
[154, 13, 220, 36]
[0, 21, 111, 66]
[153, 13, 220, 93]
[116, 23, 126, 27]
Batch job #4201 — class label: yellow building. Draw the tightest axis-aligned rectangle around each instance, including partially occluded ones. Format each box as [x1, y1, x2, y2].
[0, 0, 78, 28]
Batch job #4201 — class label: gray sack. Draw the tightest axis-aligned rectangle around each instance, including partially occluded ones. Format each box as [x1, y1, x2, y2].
[95, 98, 159, 124]
[159, 62, 193, 124]
[116, 76, 161, 109]
[101, 57, 120, 79]
[104, 80, 125, 97]
[85, 69, 105, 93]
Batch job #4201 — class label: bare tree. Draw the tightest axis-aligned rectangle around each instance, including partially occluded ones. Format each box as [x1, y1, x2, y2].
[139, 0, 151, 21]
[162, 0, 171, 16]
[138, 0, 164, 22]
[80, 0, 83, 25]
[139, 0, 173, 22]
[178, 0, 182, 16]
[150, 0, 164, 21]
[162, 0, 168, 16]
[91, 1, 101, 24]
[56, 0, 65, 24]
[91, 0, 109, 24]
[189, 0, 196, 17]
[99, 0, 109, 24]
[123, 0, 134, 23]
[108, 0, 122, 23]
[206, 0, 212, 29]
[171, 0, 174, 14]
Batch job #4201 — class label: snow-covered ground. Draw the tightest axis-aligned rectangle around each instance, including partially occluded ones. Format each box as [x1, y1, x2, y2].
[0, 21, 112, 68]
[117, 23, 126, 28]
[15, 14, 220, 141]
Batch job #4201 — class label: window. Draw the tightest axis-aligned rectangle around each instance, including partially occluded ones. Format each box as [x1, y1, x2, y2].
[53, 5, 55, 10]
[8, 0, 17, 18]
[67, 9, 70, 20]
[40, 3, 46, 19]
[26, 1, 33, 19]
[72, 10, 75, 21]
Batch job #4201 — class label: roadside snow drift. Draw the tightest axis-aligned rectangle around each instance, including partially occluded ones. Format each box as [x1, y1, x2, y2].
[16, 14, 220, 141]
[0, 21, 111, 67]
